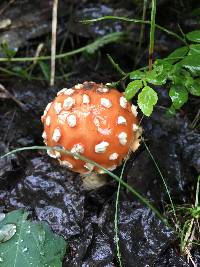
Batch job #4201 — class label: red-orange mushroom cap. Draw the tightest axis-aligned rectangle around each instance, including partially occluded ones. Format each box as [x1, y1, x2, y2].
[41, 82, 141, 176]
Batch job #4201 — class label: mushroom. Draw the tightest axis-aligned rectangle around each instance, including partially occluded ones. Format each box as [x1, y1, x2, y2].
[41, 82, 142, 189]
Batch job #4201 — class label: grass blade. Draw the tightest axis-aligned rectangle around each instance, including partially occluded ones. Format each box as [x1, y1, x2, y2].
[80, 16, 186, 44]
[0, 145, 168, 225]
[148, 0, 156, 70]
[142, 140, 178, 228]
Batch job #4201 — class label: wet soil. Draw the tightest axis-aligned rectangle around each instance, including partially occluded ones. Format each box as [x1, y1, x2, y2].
[0, 0, 200, 266]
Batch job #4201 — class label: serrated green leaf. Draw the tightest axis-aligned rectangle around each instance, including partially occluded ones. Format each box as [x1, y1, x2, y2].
[137, 86, 158, 116]
[86, 32, 123, 54]
[129, 70, 145, 79]
[170, 66, 190, 84]
[169, 85, 188, 109]
[125, 80, 143, 100]
[0, 209, 67, 267]
[167, 46, 188, 63]
[145, 61, 172, 85]
[189, 44, 200, 55]
[186, 30, 200, 43]
[185, 77, 200, 96]
[145, 69, 166, 85]
[154, 60, 173, 72]
[179, 55, 200, 75]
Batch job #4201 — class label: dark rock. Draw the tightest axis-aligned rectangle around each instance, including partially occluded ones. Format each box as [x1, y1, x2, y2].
[78, 194, 189, 267]
[0, 0, 71, 56]
[155, 248, 190, 267]
[126, 108, 199, 206]
[0, 141, 22, 189]
[192, 247, 200, 266]
[0, 1, 199, 265]
[6, 155, 85, 239]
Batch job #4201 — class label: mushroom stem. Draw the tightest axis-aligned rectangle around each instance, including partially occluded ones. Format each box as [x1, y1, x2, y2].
[130, 126, 143, 152]
[81, 173, 108, 190]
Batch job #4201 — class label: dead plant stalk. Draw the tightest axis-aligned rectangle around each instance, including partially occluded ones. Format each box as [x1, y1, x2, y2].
[50, 0, 58, 86]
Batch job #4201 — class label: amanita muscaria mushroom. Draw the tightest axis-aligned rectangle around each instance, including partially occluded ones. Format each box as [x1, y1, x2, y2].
[41, 81, 141, 189]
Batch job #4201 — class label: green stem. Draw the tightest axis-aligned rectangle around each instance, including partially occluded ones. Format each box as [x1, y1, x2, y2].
[0, 45, 88, 62]
[149, 0, 156, 70]
[0, 66, 43, 81]
[135, 0, 148, 67]
[107, 54, 126, 76]
[139, 0, 148, 49]
[80, 16, 187, 44]
[0, 32, 123, 63]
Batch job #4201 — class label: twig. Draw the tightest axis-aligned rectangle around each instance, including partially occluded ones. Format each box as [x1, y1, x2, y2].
[0, 83, 26, 111]
[191, 109, 200, 129]
[33, 43, 44, 65]
[50, 0, 58, 86]
[27, 43, 44, 77]
[0, 0, 16, 16]
[186, 246, 197, 267]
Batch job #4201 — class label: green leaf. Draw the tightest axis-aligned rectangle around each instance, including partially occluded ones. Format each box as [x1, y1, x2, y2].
[171, 74, 187, 86]
[189, 44, 200, 55]
[137, 86, 158, 116]
[166, 105, 176, 117]
[0, 209, 67, 267]
[39, 61, 50, 81]
[1, 41, 16, 58]
[185, 77, 200, 96]
[145, 61, 172, 85]
[167, 46, 189, 63]
[191, 8, 200, 17]
[186, 30, 200, 43]
[12, 66, 30, 79]
[169, 85, 188, 109]
[145, 69, 166, 85]
[86, 32, 124, 54]
[154, 60, 173, 72]
[179, 55, 200, 75]
[170, 65, 190, 85]
[125, 80, 143, 100]
[129, 70, 145, 79]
